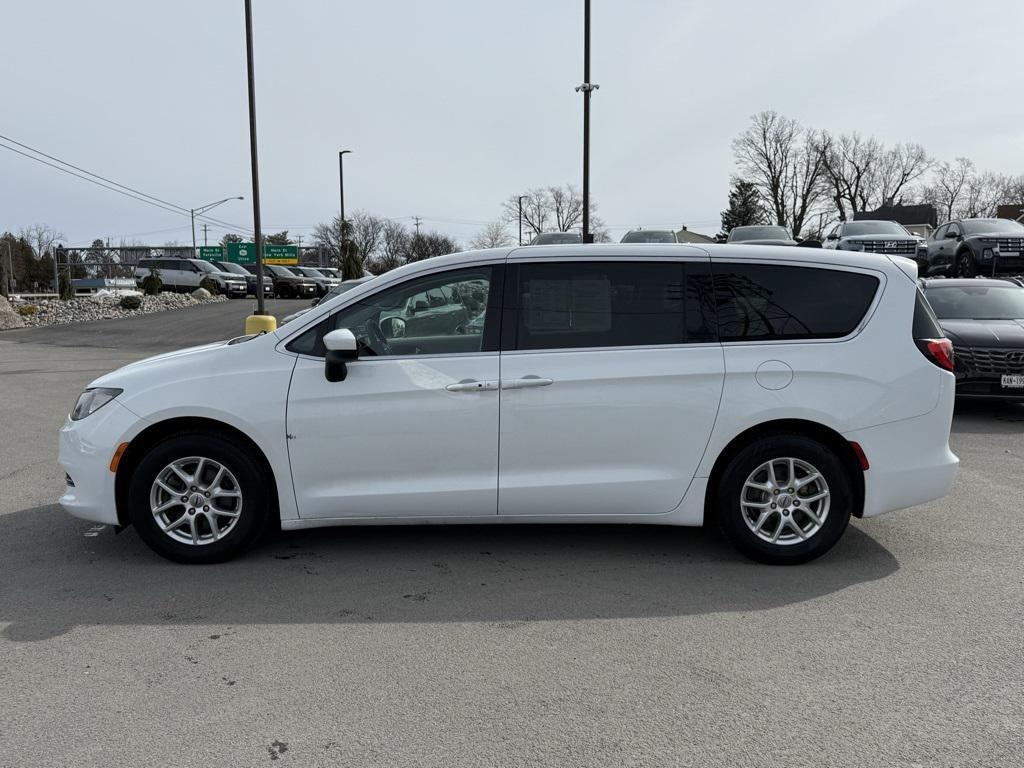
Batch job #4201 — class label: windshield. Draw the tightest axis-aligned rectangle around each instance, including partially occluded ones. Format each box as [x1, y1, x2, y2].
[962, 218, 1024, 235]
[192, 260, 218, 272]
[729, 226, 790, 241]
[926, 285, 1024, 320]
[216, 262, 248, 275]
[621, 230, 676, 243]
[531, 233, 581, 245]
[843, 221, 909, 236]
[297, 267, 326, 278]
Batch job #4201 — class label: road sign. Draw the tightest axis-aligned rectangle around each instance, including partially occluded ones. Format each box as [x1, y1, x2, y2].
[198, 246, 223, 261]
[225, 242, 298, 265]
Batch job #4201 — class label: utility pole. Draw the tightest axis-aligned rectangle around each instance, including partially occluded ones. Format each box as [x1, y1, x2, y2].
[518, 195, 526, 245]
[413, 216, 423, 237]
[6, 237, 13, 295]
[575, 0, 599, 243]
[244, 0, 266, 317]
[202, 224, 210, 246]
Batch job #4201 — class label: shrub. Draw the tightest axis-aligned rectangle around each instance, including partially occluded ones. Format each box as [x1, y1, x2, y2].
[16, 305, 38, 316]
[198, 277, 220, 295]
[120, 294, 143, 310]
[141, 267, 162, 296]
[58, 272, 74, 300]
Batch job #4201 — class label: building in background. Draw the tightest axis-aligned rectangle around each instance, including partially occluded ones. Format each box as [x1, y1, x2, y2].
[675, 225, 716, 244]
[854, 204, 938, 238]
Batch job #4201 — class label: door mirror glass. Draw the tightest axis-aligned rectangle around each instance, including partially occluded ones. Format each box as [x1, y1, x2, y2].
[826, 232, 839, 240]
[945, 230, 959, 239]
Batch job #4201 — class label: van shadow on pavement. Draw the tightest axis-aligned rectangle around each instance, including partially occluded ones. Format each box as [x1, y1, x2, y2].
[1, 506, 899, 642]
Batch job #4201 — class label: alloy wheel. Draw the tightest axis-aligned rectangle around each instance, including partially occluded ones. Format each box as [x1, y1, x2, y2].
[149, 456, 243, 546]
[740, 457, 830, 545]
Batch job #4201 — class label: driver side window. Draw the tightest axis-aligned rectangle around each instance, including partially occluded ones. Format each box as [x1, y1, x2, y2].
[289, 266, 496, 358]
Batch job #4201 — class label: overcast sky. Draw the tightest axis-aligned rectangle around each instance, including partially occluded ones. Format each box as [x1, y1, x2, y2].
[3, 0, 1022, 247]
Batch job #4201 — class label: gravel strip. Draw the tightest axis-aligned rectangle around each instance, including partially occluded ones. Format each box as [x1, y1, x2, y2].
[8, 293, 228, 328]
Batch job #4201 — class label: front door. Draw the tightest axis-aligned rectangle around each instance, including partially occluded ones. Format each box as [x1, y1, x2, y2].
[285, 264, 503, 519]
[497, 258, 724, 517]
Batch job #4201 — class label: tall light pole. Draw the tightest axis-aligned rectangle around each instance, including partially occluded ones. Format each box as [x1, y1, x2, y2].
[191, 196, 244, 253]
[339, 149, 352, 272]
[244, 0, 267, 317]
[518, 195, 526, 245]
[575, 0, 599, 243]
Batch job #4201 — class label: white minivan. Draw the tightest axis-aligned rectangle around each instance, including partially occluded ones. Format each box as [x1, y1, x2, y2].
[60, 244, 958, 564]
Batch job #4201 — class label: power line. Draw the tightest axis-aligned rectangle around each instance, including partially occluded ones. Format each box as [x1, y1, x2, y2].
[0, 134, 253, 235]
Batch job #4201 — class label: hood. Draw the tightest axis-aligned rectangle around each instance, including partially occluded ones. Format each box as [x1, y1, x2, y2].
[939, 318, 1024, 348]
[965, 232, 1024, 241]
[90, 340, 230, 388]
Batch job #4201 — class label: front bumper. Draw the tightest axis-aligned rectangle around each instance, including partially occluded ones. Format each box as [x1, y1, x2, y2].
[222, 282, 248, 297]
[58, 400, 144, 526]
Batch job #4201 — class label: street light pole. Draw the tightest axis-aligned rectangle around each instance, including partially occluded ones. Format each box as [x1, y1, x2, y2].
[518, 195, 526, 245]
[191, 197, 244, 255]
[339, 149, 352, 273]
[575, 0, 599, 243]
[244, 0, 266, 317]
[191, 209, 197, 254]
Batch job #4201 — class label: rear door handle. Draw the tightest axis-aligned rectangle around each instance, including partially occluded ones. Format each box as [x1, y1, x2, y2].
[502, 376, 554, 390]
[445, 379, 499, 393]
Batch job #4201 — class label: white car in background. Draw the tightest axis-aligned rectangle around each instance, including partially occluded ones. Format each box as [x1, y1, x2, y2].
[60, 244, 957, 565]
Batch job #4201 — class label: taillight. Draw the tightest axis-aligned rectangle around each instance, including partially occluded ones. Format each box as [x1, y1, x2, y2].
[915, 338, 954, 371]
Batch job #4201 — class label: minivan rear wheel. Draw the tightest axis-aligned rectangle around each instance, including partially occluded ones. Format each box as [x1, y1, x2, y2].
[127, 432, 270, 563]
[716, 436, 851, 564]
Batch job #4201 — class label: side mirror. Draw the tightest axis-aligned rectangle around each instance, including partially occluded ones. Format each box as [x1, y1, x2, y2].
[323, 328, 358, 382]
[311, 297, 320, 307]
[414, 299, 428, 312]
[945, 231, 960, 240]
[826, 233, 839, 241]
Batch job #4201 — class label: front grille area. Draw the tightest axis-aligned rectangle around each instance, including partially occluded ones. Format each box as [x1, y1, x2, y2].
[956, 347, 1024, 376]
[981, 237, 1024, 253]
[859, 240, 918, 255]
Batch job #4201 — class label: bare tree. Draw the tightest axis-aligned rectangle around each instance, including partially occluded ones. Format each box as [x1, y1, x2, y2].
[733, 112, 825, 237]
[813, 131, 884, 221]
[502, 184, 603, 238]
[374, 219, 410, 273]
[349, 211, 387, 265]
[470, 221, 513, 250]
[922, 158, 974, 221]
[19, 223, 65, 259]
[962, 171, 1008, 218]
[876, 143, 932, 206]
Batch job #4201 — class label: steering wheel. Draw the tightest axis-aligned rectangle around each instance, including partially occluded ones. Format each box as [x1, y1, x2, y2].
[365, 319, 392, 356]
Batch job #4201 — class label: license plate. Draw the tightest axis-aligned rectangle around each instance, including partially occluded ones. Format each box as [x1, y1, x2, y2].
[1002, 374, 1024, 389]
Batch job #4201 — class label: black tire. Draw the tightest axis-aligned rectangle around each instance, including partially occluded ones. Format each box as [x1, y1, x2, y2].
[716, 435, 852, 565]
[956, 250, 975, 278]
[127, 432, 271, 563]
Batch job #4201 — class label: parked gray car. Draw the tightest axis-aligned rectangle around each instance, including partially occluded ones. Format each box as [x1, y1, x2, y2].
[921, 218, 1024, 277]
[823, 220, 923, 259]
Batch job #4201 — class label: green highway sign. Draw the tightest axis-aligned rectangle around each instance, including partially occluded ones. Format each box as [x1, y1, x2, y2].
[225, 242, 298, 265]
[198, 246, 224, 261]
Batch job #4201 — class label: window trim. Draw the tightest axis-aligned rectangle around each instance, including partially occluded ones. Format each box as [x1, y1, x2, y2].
[285, 264, 504, 360]
[711, 260, 886, 346]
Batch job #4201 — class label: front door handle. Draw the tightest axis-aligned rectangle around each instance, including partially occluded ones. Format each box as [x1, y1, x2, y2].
[502, 376, 554, 390]
[445, 379, 499, 393]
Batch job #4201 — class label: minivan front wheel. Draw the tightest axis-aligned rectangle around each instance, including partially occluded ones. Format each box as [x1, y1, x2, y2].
[127, 433, 270, 563]
[716, 436, 851, 564]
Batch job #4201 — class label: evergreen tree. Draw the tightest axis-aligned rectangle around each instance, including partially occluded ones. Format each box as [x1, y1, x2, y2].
[720, 179, 769, 237]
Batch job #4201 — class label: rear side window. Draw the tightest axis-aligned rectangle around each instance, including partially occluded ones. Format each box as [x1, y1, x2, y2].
[507, 261, 711, 350]
[713, 263, 879, 341]
[913, 289, 943, 338]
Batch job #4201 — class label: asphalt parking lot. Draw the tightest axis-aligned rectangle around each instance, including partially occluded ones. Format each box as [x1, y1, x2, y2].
[1, 301, 1023, 767]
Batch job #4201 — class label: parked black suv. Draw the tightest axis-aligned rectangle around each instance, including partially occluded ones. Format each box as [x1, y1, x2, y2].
[213, 260, 273, 297]
[243, 263, 317, 298]
[921, 218, 1024, 277]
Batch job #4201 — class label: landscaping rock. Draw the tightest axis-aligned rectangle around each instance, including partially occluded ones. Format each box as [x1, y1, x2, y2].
[0, 295, 25, 329]
[191, 287, 212, 300]
[4, 291, 227, 329]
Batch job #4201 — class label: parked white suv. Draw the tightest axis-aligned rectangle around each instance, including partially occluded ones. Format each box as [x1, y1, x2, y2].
[60, 244, 958, 564]
[134, 257, 247, 297]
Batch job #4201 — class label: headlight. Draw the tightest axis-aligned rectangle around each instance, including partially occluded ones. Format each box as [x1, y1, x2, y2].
[70, 387, 122, 421]
[845, 240, 864, 251]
